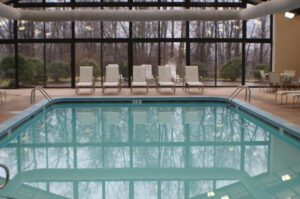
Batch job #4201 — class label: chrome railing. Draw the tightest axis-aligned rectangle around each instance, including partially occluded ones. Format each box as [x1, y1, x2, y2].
[0, 164, 9, 190]
[30, 86, 54, 105]
[228, 85, 251, 104]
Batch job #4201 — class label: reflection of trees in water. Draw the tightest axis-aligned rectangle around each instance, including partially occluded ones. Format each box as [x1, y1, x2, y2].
[0, 105, 273, 198]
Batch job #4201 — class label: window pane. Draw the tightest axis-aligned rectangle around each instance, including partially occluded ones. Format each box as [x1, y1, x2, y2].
[245, 43, 271, 86]
[190, 43, 216, 86]
[190, 21, 215, 38]
[46, 0, 71, 3]
[103, 8, 129, 38]
[247, 16, 271, 39]
[218, 0, 241, 2]
[216, 20, 242, 38]
[160, 21, 186, 38]
[46, 43, 71, 87]
[19, 0, 42, 2]
[75, 14, 101, 39]
[19, 44, 44, 87]
[217, 42, 242, 86]
[160, 7, 185, 38]
[133, 0, 157, 2]
[0, 44, 15, 88]
[160, 42, 186, 79]
[133, 43, 158, 68]
[76, 0, 100, 2]
[191, 0, 214, 2]
[45, 8, 72, 39]
[75, 43, 102, 85]
[0, 19, 13, 39]
[18, 20, 44, 39]
[133, 21, 159, 38]
[102, 43, 128, 86]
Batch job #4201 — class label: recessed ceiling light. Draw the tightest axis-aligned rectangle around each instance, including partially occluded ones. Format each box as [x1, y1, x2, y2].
[285, 12, 295, 19]
[221, 195, 230, 199]
[207, 191, 215, 197]
[281, 174, 292, 182]
[85, 26, 94, 31]
[18, 26, 25, 31]
[34, 30, 41, 35]
[0, 21, 5, 27]
[254, 19, 262, 26]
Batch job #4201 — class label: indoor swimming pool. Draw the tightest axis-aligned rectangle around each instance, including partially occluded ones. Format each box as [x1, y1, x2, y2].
[0, 98, 300, 199]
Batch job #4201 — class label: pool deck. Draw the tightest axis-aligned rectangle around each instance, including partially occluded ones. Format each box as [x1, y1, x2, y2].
[0, 87, 300, 128]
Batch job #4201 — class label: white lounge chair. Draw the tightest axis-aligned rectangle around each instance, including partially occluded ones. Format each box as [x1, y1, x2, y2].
[76, 66, 95, 94]
[141, 64, 154, 80]
[102, 64, 122, 94]
[259, 70, 268, 90]
[184, 66, 204, 93]
[131, 65, 148, 93]
[275, 90, 300, 104]
[289, 93, 300, 107]
[268, 72, 282, 92]
[157, 66, 176, 94]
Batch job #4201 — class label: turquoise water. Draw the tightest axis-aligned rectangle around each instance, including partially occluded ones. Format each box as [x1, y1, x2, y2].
[0, 102, 300, 199]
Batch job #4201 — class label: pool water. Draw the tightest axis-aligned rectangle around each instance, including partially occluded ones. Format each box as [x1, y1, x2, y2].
[0, 102, 300, 199]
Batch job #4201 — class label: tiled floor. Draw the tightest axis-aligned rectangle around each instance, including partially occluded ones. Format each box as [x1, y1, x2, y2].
[0, 87, 300, 128]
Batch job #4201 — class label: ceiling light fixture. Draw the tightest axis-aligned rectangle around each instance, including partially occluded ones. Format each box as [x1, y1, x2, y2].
[85, 25, 94, 31]
[207, 191, 215, 197]
[281, 174, 292, 182]
[221, 195, 230, 199]
[285, 12, 295, 19]
[18, 26, 25, 31]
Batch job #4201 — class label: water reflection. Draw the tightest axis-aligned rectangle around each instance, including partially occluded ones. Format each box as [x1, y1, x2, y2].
[0, 103, 299, 199]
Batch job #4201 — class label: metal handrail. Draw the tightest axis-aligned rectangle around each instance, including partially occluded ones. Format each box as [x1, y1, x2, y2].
[228, 85, 251, 103]
[0, 164, 9, 189]
[30, 86, 54, 105]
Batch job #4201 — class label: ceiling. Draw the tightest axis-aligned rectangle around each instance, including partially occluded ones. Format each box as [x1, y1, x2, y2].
[0, 0, 299, 15]
[247, 0, 300, 15]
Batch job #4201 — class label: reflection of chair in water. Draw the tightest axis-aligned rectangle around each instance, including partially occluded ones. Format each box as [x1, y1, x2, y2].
[102, 108, 124, 142]
[77, 110, 97, 126]
[158, 108, 178, 142]
[183, 108, 199, 125]
[76, 110, 98, 142]
[132, 108, 156, 141]
[183, 108, 206, 141]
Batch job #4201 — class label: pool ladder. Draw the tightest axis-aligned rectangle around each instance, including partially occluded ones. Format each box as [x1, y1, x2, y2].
[228, 85, 251, 104]
[0, 163, 9, 190]
[30, 86, 54, 105]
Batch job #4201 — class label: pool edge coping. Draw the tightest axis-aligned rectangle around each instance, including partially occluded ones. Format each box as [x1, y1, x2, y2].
[0, 96, 300, 140]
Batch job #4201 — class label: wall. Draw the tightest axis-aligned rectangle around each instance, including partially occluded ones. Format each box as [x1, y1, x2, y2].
[274, 14, 300, 77]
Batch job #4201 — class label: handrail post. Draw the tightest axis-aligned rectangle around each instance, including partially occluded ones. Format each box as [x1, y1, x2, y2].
[30, 86, 53, 105]
[228, 85, 251, 104]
